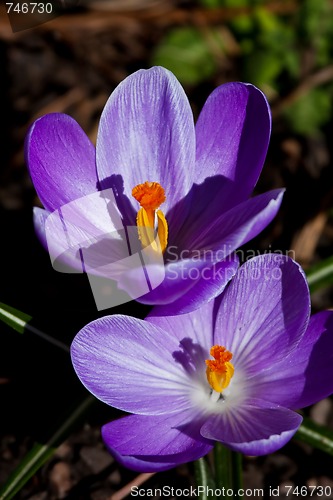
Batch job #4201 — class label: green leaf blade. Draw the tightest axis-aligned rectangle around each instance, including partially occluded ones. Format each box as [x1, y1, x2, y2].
[306, 255, 333, 293]
[295, 416, 333, 456]
[0, 302, 32, 335]
[194, 456, 216, 500]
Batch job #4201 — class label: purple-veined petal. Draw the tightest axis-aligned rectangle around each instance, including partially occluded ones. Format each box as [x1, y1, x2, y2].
[102, 411, 213, 472]
[147, 299, 215, 350]
[116, 260, 195, 306]
[34, 206, 83, 273]
[96, 67, 196, 217]
[71, 315, 195, 415]
[179, 189, 284, 255]
[33, 207, 50, 254]
[195, 82, 271, 209]
[291, 311, 333, 408]
[138, 189, 283, 308]
[149, 255, 239, 315]
[134, 252, 237, 308]
[34, 192, 131, 276]
[134, 258, 214, 305]
[201, 399, 302, 455]
[214, 255, 311, 375]
[253, 311, 333, 409]
[26, 113, 97, 212]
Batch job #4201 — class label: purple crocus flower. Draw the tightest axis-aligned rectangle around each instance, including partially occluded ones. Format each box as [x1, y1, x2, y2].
[71, 254, 333, 472]
[26, 67, 283, 314]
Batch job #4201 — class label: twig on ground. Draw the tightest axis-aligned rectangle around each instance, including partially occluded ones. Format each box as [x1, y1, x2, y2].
[110, 472, 155, 500]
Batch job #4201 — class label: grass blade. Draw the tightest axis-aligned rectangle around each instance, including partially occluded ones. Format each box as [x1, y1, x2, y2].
[0, 302, 69, 352]
[295, 416, 333, 455]
[194, 456, 216, 500]
[306, 255, 333, 293]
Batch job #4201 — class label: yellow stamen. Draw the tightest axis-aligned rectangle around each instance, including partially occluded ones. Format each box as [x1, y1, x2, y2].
[205, 345, 234, 393]
[156, 210, 168, 253]
[132, 182, 168, 253]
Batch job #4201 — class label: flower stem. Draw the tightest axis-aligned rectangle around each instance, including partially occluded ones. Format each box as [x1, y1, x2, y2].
[231, 450, 243, 495]
[214, 443, 243, 498]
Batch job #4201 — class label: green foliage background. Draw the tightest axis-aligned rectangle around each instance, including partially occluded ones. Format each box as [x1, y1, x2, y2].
[153, 0, 333, 135]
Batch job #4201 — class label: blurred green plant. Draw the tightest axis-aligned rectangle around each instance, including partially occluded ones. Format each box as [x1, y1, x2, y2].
[152, 27, 217, 85]
[152, 0, 333, 135]
[284, 88, 333, 135]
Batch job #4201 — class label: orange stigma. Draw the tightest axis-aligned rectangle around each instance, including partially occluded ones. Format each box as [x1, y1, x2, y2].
[132, 182, 166, 211]
[205, 345, 234, 393]
[132, 181, 168, 253]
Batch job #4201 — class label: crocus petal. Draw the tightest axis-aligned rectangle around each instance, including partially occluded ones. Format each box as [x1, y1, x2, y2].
[71, 315, 195, 416]
[33, 206, 84, 273]
[102, 411, 213, 472]
[96, 67, 196, 216]
[254, 311, 333, 409]
[201, 399, 302, 455]
[134, 258, 215, 305]
[34, 196, 130, 276]
[33, 207, 50, 254]
[26, 113, 97, 212]
[195, 82, 271, 209]
[149, 255, 239, 315]
[291, 311, 333, 408]
[117, 260, 199, 306]
[141, 189, 283, 308]
[179, 189, 284, 255]
[147, 299, 215, 350]
[214, 255, 310, 375]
